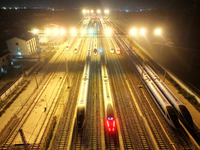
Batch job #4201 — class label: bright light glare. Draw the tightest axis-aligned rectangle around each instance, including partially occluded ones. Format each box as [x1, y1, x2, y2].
[87, 10, 90, 13]
[91, 10, 94, 13]
[60, 29, 66, 35]
[130, 28, 137, 36]
[82, 29, 86, 35]
[82, 9, 86, 14]
[53, 29, 58, 35]
[89, 28, 94, 34]
[71, 28, 77, 35]
[97, 9, 101, 14]
[32, 29, 38, 34]
[140, 28, 146, 35]
[104, 9, 109, 14]
[154, 28, 162, 36]
[45, 29, 51, 34]
[105, 28, 112, 36]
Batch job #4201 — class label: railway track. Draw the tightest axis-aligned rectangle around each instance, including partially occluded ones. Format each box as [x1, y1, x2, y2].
[104, 44, 153, 149]
[0, 50, 69, 149]
[70, 38, 92, 150]
[112, 45, 173, 149]
[105, 18, 198, 149]
[83, 51, 101, 149]
[99, 41, 120, 150]
[70, 34, 104, 149]
[51, 38, 88, 149]
[84, 37, 102, 149]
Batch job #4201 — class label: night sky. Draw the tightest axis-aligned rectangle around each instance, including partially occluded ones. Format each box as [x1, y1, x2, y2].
[0, 0, 194, 10]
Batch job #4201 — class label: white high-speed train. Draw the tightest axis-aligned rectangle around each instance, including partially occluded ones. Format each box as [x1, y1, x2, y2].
[144, 65, 193, 127]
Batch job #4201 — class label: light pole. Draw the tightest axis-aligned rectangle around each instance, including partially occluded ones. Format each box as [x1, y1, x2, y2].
[65, 54, 70, 88]
[34, 72, 38, 89]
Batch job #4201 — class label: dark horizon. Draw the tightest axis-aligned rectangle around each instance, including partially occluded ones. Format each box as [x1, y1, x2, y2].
[0, 0, 196, 10]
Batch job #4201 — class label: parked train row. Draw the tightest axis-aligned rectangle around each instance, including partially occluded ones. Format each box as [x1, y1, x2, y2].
[136, 64, 180, 128]
[104, 19, 183, 128]
[144, 65, 193, 127]
[119, 36, 194, 129]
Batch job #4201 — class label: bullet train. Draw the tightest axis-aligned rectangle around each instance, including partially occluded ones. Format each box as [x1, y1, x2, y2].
[135, 64, 180, 129]
[144, 65, 193, 127]
[101, 62, 116, 134]
[76, 40, 91, 129]
[116, 37, 180, 129]
[106, 104, 116, 133]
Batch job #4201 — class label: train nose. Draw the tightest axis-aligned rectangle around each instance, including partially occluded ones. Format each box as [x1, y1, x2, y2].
[106, 119, 116, 134]
[77, 107, 86, 129]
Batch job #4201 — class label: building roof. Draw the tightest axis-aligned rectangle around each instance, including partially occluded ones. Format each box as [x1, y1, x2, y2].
[17, 32, 35, 41]
[7, 32, 35, 42]
[0, 49, 9, 57]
